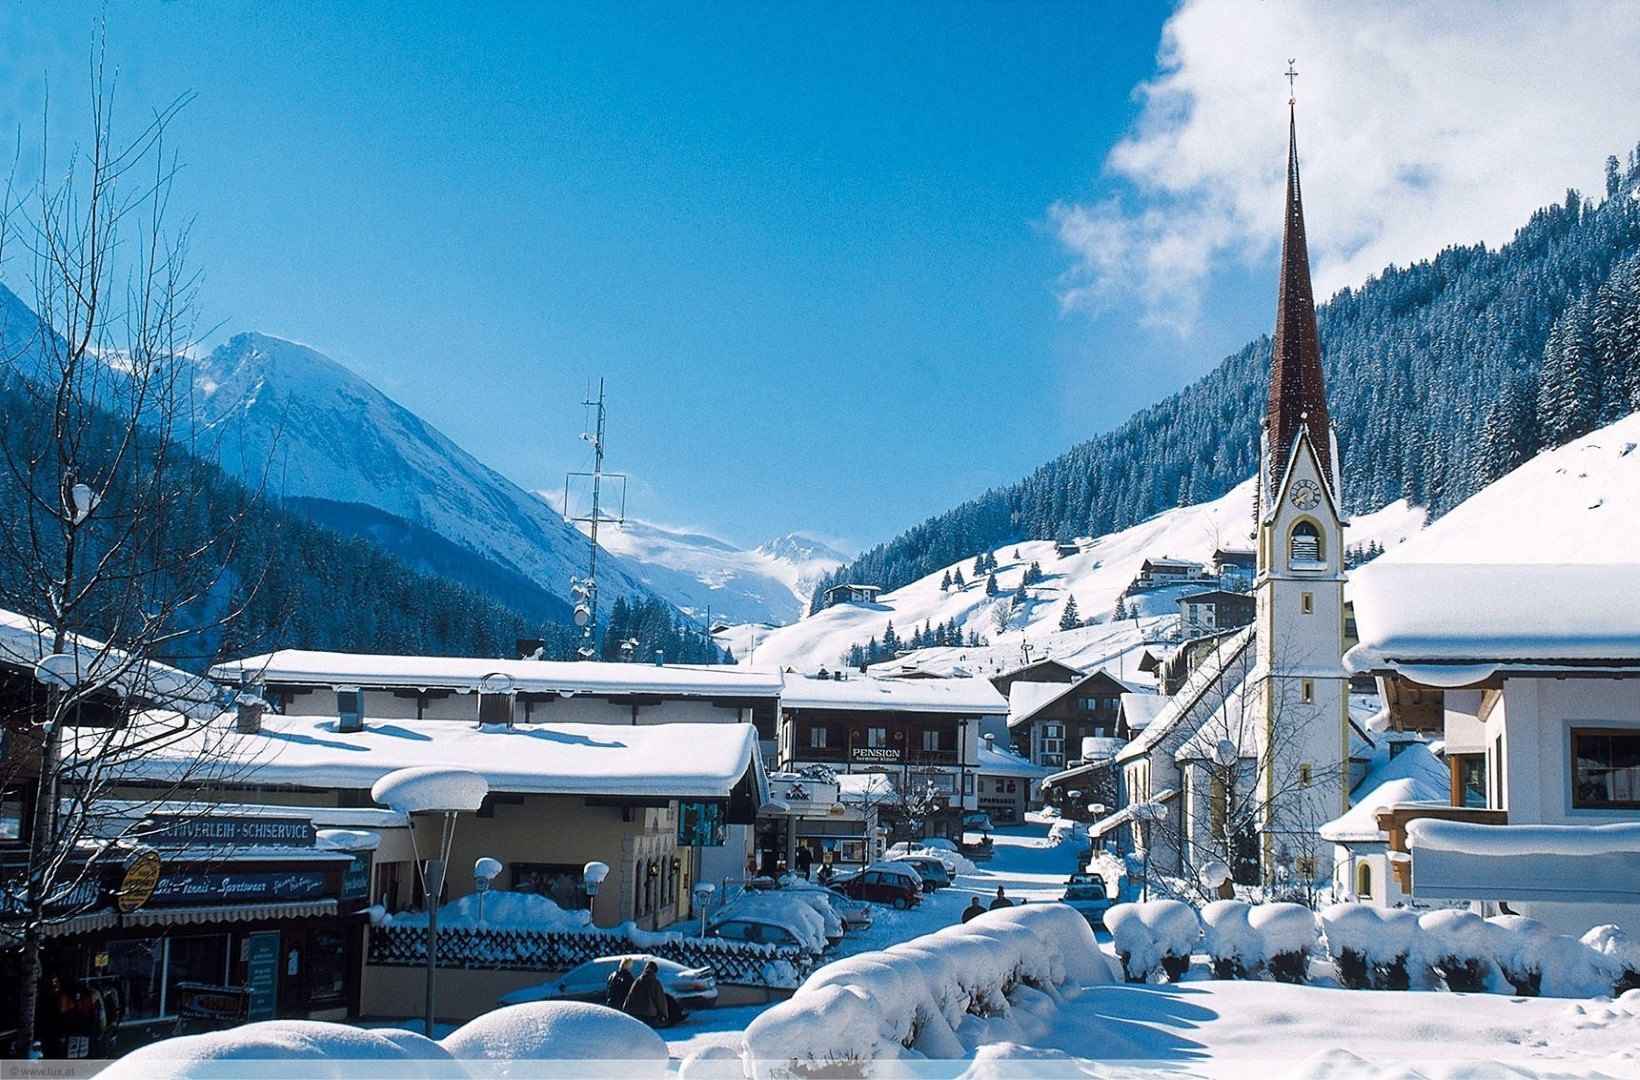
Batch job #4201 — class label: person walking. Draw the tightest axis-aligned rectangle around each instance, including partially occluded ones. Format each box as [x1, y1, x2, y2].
[989, 886, 1014, 911]
[795, 846, 814, 880]
[961, 896, 986, 923]
[606, 957, 636, 1010]
[622, 961, 670, 1027]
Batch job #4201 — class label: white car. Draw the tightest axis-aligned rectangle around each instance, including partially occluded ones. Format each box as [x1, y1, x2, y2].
[706, 915, 822, 954]
[496, 954, 718, 1021]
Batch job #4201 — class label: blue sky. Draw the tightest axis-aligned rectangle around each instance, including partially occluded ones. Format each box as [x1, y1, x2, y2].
[4, 2, 1637, 554]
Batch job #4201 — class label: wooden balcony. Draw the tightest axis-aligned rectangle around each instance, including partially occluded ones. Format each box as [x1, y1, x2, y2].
[1375, 803, 1507, 892]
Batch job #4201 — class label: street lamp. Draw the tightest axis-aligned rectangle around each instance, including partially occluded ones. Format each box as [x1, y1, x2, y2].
[474, 857, 502, 923]
[693, 881, 716, 937]
[583, 861, 610, 925]
[372, 766, 488, 1038]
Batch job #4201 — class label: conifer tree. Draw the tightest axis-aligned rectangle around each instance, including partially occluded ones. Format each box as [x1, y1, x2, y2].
[985, 572, 999, 597]
[940, 569, 952, 592]
[1059, 595, 1082, 631]
[1114, 596, 1128, 621]
[953, 567, 966, 589]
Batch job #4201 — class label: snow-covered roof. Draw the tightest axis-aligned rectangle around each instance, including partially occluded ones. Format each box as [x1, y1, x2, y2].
[1006, 681, 1071, 729]
[0, 608, 217, 718]
[1119, 693, 1168, 732]
[1117, 628, 1255, 765]
[1346, 415, 1640, 683]
[98, 713, 767, 800]
[1172, 678, 1257, 764]
[779, 675, 1005, 715]
[1088, 788, 1177, 838]
[211, 649, 785, 698]
[835, 772, 894, 803]
[976, 740, 1053, 779]
[1319, 742, 1449, 844]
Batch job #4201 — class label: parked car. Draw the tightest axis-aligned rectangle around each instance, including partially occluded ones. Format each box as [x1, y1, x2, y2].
[828, 862, 923, 909]
[826, 891, 874, 931]
[960, 831, 994, 861]
[889, 855, 953, 892]
[496, 954, 717, 1024]
[706, 916, 820, 954]
[1059, 875, 1113, 928]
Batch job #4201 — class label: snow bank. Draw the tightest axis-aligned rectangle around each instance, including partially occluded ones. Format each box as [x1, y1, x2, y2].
[1105, 900, 1199, 982]
[742, 903, 1115, 1076]
[440, 1001, 667, 1078]
[99, 1020, 459, 1079]
[679, 1044, 750, 1079]
[370, 766, 488, 814]
[885, 842, 977, 876]
[384, 890, 592, 932]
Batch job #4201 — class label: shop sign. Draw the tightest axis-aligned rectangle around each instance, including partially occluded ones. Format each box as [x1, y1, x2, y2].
[850, 746, 901, 763]
[175, 982, 250, 1022]
[117, 849, 162, 912]
[142, 815, 316, 848]
[151, 870, 328, 905]
[342, 853, 371, 901]
[245, 931, 280, 1022]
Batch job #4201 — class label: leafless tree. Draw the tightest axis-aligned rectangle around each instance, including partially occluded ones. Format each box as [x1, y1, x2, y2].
[0, 51, 271, 1055]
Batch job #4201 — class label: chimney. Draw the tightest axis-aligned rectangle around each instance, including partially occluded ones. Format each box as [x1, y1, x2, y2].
[235, 676, 265, 735]
[983, 732, 995, 752]
[516, 638, 545, 661]
[336, 687, 364, 734]
[653, 650, 665, 667]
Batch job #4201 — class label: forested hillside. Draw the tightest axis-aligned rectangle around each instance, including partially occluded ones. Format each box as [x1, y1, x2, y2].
[814, 147, 1640, 610]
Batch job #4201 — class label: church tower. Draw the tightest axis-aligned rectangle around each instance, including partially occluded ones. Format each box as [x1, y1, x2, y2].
[1253, 87, 1349, 886]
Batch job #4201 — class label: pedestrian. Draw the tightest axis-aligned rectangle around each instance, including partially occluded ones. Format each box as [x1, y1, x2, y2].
[606, 957, 636, 1010]
[817, 863, 833, 887]
[796, 846, 814, 880]
[989, 886, 1013, 911]
[961, 896, 986, 923]
[622, 961, 670, 1027]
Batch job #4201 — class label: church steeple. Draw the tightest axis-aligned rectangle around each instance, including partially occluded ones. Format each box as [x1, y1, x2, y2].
[1266, 98, 1333, 496]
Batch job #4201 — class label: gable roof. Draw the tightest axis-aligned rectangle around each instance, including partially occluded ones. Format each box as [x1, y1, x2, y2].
[1117, 627, 1256, 765]
[780, 674, 1005, 715]
[1005, 669, 1136, 729]
[1319, 741, 1448, 843]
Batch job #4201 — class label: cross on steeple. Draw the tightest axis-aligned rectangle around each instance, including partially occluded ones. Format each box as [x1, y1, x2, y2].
[1285, 59, 1298, 105]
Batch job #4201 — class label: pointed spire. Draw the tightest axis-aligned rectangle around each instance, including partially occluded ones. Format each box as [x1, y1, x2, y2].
[1266, 94, 1334, 495]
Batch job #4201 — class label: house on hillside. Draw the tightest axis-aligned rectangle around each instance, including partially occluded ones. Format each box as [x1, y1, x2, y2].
[1177, 590, 1256, 637]
[823, 583, 881, 608]
[987, 657, 1084, 698]
[1130, 557, 1211, 593]
[777, 674, 999, 843]
[974, 734, 1053, 823]
[1212, 548, 1257, 582]
[1005, 670, 1129, 770]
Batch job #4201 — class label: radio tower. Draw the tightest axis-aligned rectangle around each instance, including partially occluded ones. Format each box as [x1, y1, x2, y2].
[563, 378, 625, 660]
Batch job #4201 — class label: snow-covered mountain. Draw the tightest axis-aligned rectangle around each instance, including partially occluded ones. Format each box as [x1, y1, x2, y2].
[741, 477, 1425, 677]
[558, 514, 847, 625]
[188, 332, 662, 623]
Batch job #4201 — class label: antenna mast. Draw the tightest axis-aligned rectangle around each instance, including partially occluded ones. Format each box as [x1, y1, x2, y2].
[563, 378, 626, 660]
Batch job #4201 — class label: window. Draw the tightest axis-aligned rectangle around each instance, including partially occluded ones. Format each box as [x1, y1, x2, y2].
[809, 726, 828, 749]
[1005, 780, 1017, 794]
[0, 786, 27, 842]
[1356, 861, 1373, 899]
[1210, 777, 1227, 839]
[1572, 728, 1640, 808]
[104, 938, 166, 1021]
[1296, 855, 1317, 878]
[867, 727, 888, 748]
[921, 729, 941, 753]
[1045, 723, 1062, 738]
[1451, 754, 1488, 808]
[1289, 521, 1322, 565]
[306, 928, 350, 1007]
[1299, 762, 1313, 786]
[1301, 592, 1314, 615]
[1300, 679, 1314, 704]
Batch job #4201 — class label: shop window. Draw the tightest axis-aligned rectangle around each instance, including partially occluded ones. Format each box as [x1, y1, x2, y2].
[1572, 728, 1640, 808]
[101, 938, 166, 1021]
[512, 862, 589, 910]
[0, 786, 28, 842]
[306, 928, 350, 1007]
[167, 934, 230, 1012]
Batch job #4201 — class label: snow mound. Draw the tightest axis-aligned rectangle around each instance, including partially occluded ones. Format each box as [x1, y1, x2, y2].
[742, 902, 1114, 1075]
[678, 1044, 749, 1079]
[385, 889, 591, 931]
[99, 1020, 459, 1079]
[1200, 900, 1257, 973]
[1247, 902, 1317, 962]
[1320, 904, 1417, 966]
[371, 766, 488, 814]
[1583, 923, 1640, 973]
[1105, 900, 1200, 981]
[440, 1001, 667, 1078]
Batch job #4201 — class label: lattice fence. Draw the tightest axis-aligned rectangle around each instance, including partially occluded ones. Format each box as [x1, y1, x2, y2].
[368, 923, 816, 987]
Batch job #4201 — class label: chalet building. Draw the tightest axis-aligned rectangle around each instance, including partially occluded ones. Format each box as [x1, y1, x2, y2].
[1005, 670, 1129, 770]
[1130, 557, 1211, 592]
[822, 583, 881, 608]
[1212, 548, 1257, 581]
[987, 658, 1084, 699]
[1177, 590, 1256, 637]
[1319, 738, 1448, 907]
[1117, 692, 1169, 741]
[1053, 541, 1082, 559]
[974, 734, 1053, 824]
[777, 675, 1001, 842]
[1103, 100, 1350, 890]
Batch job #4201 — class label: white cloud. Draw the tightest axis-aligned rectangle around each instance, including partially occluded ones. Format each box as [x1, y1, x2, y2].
[1054, 0, 1640, 331]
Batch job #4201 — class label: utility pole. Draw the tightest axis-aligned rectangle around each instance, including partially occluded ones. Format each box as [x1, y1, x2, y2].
[563, 379, 625, 660]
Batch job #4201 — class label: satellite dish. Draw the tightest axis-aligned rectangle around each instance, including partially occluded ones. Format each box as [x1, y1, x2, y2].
[34, 653, 81, 691]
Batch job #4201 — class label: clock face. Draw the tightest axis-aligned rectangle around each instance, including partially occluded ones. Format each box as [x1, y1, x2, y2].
[1289, 479, 1322, 512]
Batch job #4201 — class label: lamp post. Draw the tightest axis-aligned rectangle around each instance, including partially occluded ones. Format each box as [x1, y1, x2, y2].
[693, 881, 716, 937]
[474, 857, 502, 923]
[371, 766, 488, 1038]
[583, 861, 610, 926]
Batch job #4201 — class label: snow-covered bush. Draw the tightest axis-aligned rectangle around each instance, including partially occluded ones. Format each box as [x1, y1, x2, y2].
[441, 1001, 667, 1078]
[1414, 910, 1494, 992]
[679, 1045, 750, 1079]
[1582, 924, 1640, 994]
[1319, 904, 1417, 990]
[1247, 902, 1316, 983]
[742, 903, 1116, 1076]
[1485, 915, 1552, 995]
[1199, 900, 1255, 979]
[98, 1020, 460, 1079]
[1106, 900, 1200, 983]
[1538, 932, 1625, 998]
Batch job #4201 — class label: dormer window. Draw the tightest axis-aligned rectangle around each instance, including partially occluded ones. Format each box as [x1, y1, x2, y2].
[1289, 521, 1323, 567]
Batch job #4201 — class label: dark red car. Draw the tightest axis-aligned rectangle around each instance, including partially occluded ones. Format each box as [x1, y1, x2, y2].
[827, 862, 923, 909]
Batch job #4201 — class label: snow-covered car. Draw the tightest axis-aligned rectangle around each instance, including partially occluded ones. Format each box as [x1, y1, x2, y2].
[775, 877, 869, 934]
[829, 862, 923, 909]
[889, 855, 953, 892]
[1059, 876, 1113, 928]
[706, 916, 821, 954]
[496, 954, 717, 1022]
[711, 887, 838, 950]
[825, 891, 873, 931]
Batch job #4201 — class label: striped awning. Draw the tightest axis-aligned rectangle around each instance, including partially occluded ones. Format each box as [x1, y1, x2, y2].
[36, 898, 340, 938]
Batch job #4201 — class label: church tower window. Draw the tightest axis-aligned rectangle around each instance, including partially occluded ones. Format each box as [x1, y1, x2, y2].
[1289, 521, 1322, 566]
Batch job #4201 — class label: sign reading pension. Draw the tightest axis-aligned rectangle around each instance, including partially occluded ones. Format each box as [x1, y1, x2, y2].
[850, 746, 902, 763]
[142, 815, 316, 848]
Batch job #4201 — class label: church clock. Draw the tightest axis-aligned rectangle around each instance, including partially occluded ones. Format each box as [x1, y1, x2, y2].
[1289, 478, 1322, 511]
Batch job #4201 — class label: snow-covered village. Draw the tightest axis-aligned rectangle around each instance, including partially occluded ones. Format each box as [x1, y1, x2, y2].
[2, 3, 1639, 1077]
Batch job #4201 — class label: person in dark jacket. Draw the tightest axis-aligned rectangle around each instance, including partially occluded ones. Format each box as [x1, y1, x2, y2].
[961, 896, 986, 923]
[623, 961, 670, 1027]
[989, 886, 1014, 911]
[606, 957, 636, 1010]
[796, 846, 814, 880]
